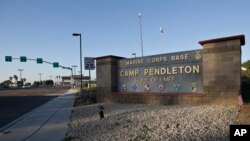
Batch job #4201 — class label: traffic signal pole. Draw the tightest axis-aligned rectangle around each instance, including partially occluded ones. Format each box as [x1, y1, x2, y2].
[4, 56, 73, 87]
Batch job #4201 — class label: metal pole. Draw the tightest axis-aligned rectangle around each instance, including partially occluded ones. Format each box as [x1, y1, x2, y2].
[160, 27, 164, 49]
[139, 13, 144, 57]
[80, 34, 83, 90]
[89, 69, 91, 89]
[18, 69, 23, 80]
[73, 33, 83, 91]
[71, 68, 73, 88]
[72, 65, 78, 76]
[19, 70, 22, 80]
[74, 67, 76, 76]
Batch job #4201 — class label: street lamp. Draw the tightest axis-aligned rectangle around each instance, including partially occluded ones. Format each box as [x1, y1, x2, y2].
[18, 69, 23, 81]
[72, 33, 83, 91]
[38, 73, 42, 82]
[132, 53, 136, 58]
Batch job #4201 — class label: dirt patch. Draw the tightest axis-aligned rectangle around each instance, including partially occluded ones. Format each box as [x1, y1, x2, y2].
[0, 87, 70, 96]
[236, 104, 250, 124]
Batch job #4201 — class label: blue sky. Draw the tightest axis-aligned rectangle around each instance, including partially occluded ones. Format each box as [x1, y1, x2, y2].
[0, 0, 249, 83]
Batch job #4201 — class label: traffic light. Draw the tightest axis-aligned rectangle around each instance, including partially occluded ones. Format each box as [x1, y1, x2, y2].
[5, 56, 12, 62]
[20, 56, 27, 62]
[37, 58, 43, 64]
[53, 62, 59, 68]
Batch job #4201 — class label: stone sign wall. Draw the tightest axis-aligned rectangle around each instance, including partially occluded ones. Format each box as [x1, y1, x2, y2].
[96, 35, 245, 105]
[117, 50, 203, 93]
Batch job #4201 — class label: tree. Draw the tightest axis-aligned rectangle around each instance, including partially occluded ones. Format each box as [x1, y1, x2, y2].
[242, 60, 250, 78]
[33, 81, 40, 87]
[45, 80, 54, 86]
[22, 78, 26, 83]
[13, 75, 18, 83]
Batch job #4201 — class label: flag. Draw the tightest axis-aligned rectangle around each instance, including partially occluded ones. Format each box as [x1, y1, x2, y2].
[238, 95, 243, 105]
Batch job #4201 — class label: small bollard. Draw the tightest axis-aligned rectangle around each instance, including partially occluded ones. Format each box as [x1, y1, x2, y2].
[99, 105, 104, 119]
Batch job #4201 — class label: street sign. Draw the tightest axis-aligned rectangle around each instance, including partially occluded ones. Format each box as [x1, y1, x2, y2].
[5, 56, 12, 62]
[37, 58, 43, 64]
[84, 57, 95, 70]
[20, 56, 27, 62]
[53, 62, 59, 68]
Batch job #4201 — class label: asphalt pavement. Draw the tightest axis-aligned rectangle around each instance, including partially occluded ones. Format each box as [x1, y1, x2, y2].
[0, 89, 77, 141]
[0, 96, 57, 128]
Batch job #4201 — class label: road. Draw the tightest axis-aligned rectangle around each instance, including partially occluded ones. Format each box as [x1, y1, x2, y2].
[0, 96, 56, 128]
[0, 87, 70, 128]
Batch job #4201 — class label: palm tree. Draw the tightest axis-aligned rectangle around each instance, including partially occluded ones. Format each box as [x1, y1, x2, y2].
[13, 75, 18, 83]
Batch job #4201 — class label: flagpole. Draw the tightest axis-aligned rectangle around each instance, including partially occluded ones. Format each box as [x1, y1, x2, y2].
[160, 27, 164, 50]
[139, 13, 144, 57]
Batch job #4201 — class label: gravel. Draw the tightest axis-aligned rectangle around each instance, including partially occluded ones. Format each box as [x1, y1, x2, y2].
[66, 103, 239, 141]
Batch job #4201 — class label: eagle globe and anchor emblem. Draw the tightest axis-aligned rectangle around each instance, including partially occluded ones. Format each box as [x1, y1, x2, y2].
[158, 84, 165, 92]
[195, 51, 202, 60]
[144, 84, 150, 92]
[122, 84, 127, 91]
[191, 83, 198, 92]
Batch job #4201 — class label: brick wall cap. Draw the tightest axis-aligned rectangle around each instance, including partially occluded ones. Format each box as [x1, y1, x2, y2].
[95, 55, 126, 60]
[199, 35, 245, 46]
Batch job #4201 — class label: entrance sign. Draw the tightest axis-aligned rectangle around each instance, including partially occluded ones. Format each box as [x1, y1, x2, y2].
[96, 35, 245, 105]
[117, 50, 203, 93]
[84, 57, 95, 70]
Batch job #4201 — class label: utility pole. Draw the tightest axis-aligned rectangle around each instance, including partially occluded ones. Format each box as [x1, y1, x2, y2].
[38, 73, 42, 82]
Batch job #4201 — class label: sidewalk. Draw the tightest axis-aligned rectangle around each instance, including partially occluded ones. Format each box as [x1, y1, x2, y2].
[0, 89, 77, 141]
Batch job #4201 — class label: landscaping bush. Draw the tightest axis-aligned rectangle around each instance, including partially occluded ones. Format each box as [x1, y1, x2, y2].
[241, 77, 250, 103]
[79, 89, 96, 104]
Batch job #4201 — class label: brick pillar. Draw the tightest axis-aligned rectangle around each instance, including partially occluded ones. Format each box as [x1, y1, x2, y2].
[199, 35, 245, 104]
[95, 55, 125, 103]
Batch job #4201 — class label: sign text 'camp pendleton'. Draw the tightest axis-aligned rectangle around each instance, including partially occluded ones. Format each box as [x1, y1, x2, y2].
[117, 50, 203, 93]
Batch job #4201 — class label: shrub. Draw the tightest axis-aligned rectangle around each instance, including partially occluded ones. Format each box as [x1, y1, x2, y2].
[241, 77, 250, 103]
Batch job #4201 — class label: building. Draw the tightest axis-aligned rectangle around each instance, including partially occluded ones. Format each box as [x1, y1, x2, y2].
[61, 75, 90, 87]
